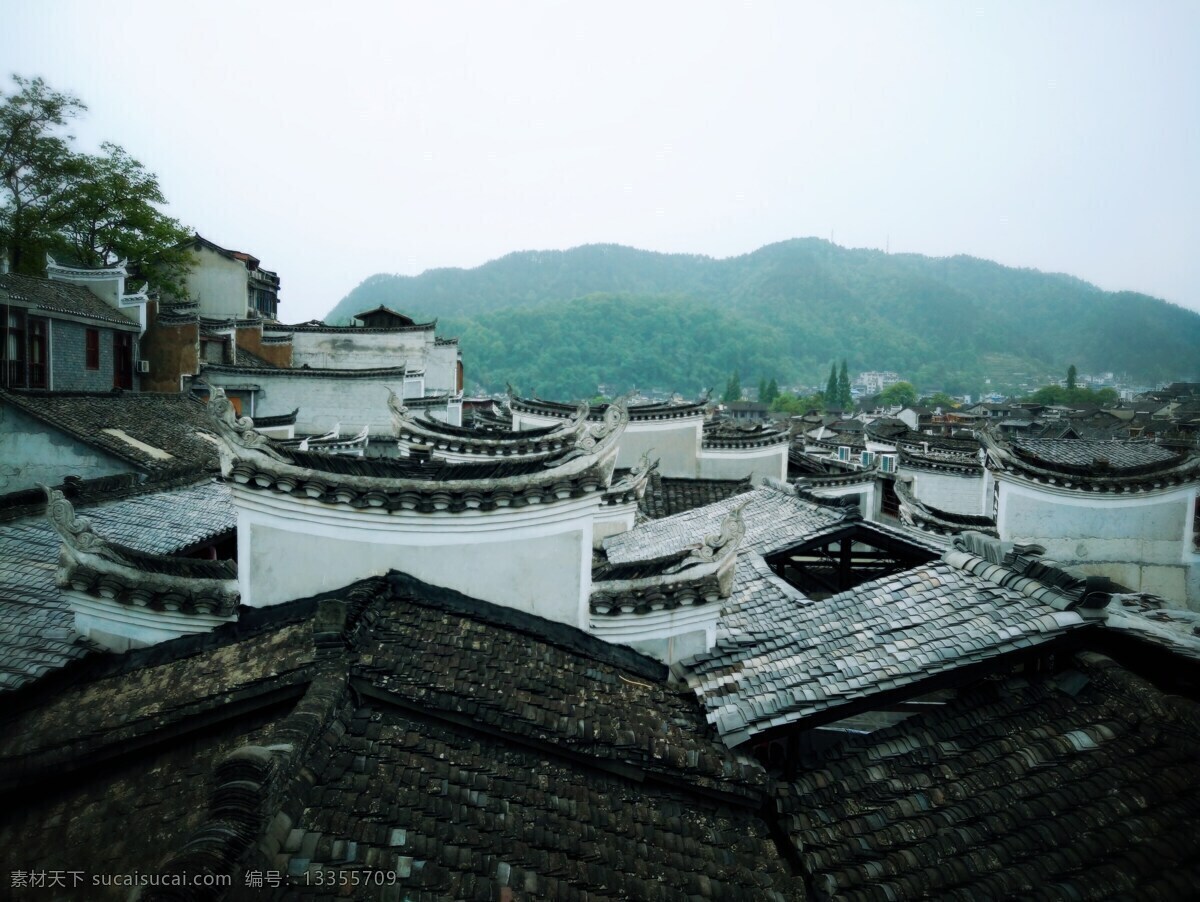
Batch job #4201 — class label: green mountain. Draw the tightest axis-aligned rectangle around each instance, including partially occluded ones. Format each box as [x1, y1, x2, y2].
[325, 239, 1200, 398]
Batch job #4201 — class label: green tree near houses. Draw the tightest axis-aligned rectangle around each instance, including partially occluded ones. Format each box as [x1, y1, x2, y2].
[0, 75, 190, 291]
[1067, 364, 1078, 391]
[837, 359, 852, 409]
[722, 371, 742, 403]
[765, 377, 779, 404]
[879, 381, 918, 408]
[825, 364, 839, 409]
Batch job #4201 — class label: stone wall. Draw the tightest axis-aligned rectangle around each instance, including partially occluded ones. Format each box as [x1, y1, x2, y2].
[289, 328, 429, 369]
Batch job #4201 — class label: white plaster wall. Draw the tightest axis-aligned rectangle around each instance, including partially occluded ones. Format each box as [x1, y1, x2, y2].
[807, 481, 877, 520]
[514, 413, 704, 477]
[617, 420, 702, 477]
[997, 477, 1198, 609]
[698, 445, 788, 484]
[512, 411, 561, 431]
[203, 371, 407, 434]
[589, 604, 719, 665]
[426, 344, 460, 393]
[289, 329, 433, 370]
[69, 592, 234, 653]
[0, 405, 132, 491]
[910, 470, 986, 516]
[235, 488, 598, 628]
[593, 502, 637, 547]
[186, 249, 248, 319]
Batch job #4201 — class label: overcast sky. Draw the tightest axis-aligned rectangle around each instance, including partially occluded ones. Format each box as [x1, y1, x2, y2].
[3, 1, 1198, 320]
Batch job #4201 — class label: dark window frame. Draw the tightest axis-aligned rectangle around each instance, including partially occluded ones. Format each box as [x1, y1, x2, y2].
[2, 304, 27, 388]
[86, 328, 100, 370]
[113, 331, 134, 390]
[27, 316, 47, 388]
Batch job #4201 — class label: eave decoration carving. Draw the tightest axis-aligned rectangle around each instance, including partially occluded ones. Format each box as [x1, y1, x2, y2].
[213, 391, 630, 513]
[591, 502, 746, 616]
[42, 485, 239, 616]
[389, 389, 589, 458]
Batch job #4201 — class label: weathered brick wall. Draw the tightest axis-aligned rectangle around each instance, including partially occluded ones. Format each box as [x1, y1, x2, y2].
[235, 321, 292, 367]
[139, 302, 198, 393]
[50, 320, 116, 392]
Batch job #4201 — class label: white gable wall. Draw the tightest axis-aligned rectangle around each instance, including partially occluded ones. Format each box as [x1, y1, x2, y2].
[233, 487, 599, 629]
[995, 475, 1199, 610]
[187, 247, 250, 319]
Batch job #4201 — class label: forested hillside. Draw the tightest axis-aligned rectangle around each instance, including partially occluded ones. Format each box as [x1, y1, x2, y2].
[326, 240, 1200, 398]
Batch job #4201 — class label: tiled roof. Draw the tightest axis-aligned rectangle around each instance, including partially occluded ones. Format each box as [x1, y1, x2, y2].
[776, 652, 1200, 900]
[681, 552, 1089, 746]
[984, 433, 1200, 491]
[0, 272, 140, 328]
[0, 521, 86, 693]
[215, 389, 627, 513]
[1104, 594, 1200, 662]
[360, 576, 766, 798]
[295, 705, 794, 900]
[638, 473, 753, 519]
[1011, 438, 1178, 471]
[513, 395, 708, 422]
[607, 483, 846, 564]
[0, 390, 220, 474]
[702, 421, 791, 449]
[0, 575, 798, 899]
[271, 319, 436, 334]
[80, 480, 234, 554]
[895, 475, 998, 539]
[0, 480, 235, 692]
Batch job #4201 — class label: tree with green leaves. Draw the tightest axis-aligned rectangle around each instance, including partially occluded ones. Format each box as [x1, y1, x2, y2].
[1, 75, 190, 289]
[722, 371, 742, 404]
[1, 75, 84, 272]
[837, 359, 851, 409]
[771, 390, 825, 415]
[765, 377, 779, 404]
[1066, 364, 1078, 391]
[919, 391, 958, 410]
[825, 364, 838, 409]
[879, 381, 918, 408]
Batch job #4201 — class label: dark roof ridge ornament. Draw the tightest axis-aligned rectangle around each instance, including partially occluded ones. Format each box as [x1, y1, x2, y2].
[387, 387, 415, 433]
[665, 499, 748, 577]
[207, 386, 286, 462]
[557, 393, 631, 464]
[41, 483, 120, 563]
